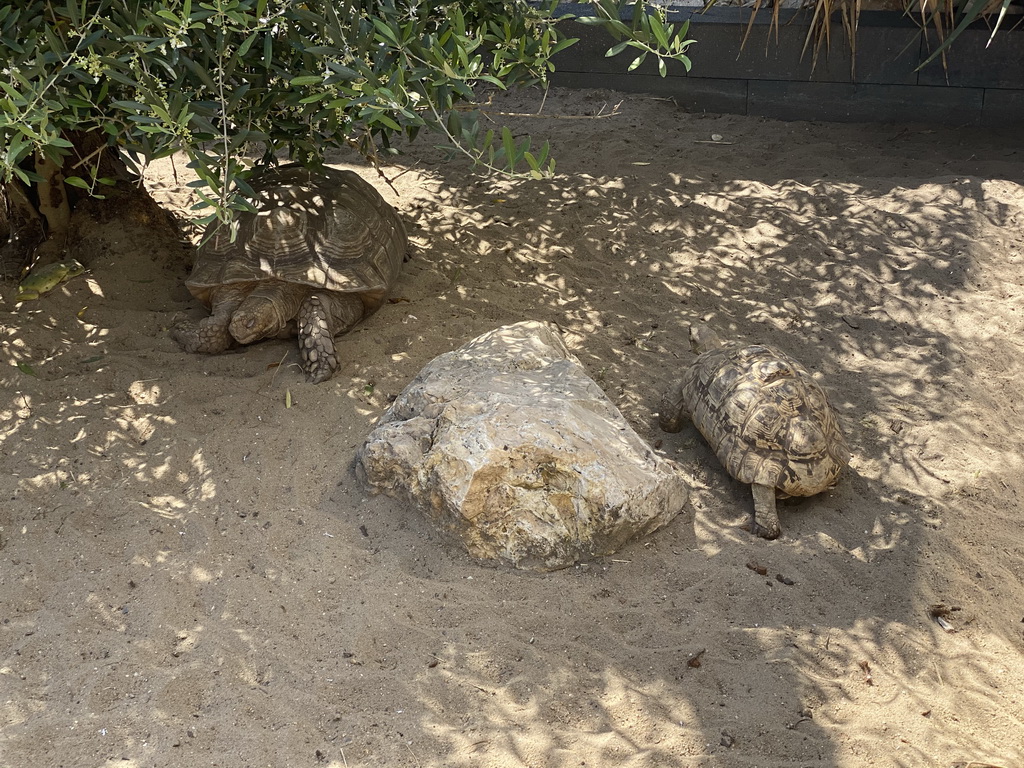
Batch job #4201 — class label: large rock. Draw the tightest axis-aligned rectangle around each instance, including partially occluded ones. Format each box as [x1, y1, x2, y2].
[355, 321, 689, 570]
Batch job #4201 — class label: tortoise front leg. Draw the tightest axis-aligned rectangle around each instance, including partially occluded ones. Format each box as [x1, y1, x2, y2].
[657, 380, 692, 433]
[747, 482, 782, 540]
[172, 295, 242, 354]
[296, 293, 364, 383]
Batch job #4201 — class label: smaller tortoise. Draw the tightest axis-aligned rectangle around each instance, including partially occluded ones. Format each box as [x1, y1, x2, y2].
[172, 163, 406, 383]
[659, 324, 849, 540]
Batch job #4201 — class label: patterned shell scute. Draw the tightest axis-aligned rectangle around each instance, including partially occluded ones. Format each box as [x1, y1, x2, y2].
[186, 164, 406, 306]
[685, 342, 848, 496]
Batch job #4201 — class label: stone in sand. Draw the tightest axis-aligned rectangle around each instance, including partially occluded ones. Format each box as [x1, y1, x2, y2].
[355, 321, 688, 570]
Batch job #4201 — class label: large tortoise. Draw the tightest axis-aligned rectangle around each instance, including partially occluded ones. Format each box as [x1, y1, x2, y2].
[172, 163, 407, 383]
[659, 324, 849, 540]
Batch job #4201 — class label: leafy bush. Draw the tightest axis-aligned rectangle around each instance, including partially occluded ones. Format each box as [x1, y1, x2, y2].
[0, 0, 694, 237]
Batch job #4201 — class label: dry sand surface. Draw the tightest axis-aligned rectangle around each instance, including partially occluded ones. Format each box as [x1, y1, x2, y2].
[2, 87, 1023, 768]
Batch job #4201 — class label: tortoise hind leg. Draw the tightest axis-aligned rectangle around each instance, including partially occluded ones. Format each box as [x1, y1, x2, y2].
[297, 293, 364, 383]
[746, 482, 782, 540]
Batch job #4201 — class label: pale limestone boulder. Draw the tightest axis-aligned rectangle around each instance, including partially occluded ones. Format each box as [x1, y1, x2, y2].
[355, 321, 688, 570]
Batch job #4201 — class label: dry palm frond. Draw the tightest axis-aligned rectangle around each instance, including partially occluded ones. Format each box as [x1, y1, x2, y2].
[840, 0, 861, 79]
[915, 0, 956, 79]
[702, 0, 1019, 79]
[801, 0, 835, 74]
[912, 0, 1018, 71]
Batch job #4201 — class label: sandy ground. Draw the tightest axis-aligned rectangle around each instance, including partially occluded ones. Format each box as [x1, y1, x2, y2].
[2, 87, 1023, 768]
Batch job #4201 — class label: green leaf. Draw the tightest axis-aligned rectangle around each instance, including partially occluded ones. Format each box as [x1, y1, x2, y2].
[371, 18, 399, 46]
[550, 37, 579, 56]
[501, 126, 516, 165]
[0, 80, 27, 103]
[238, 32, 258, 55]
[606, 41, 630, 58]
[370, 112, 401, 131]
[446, 109, 461, 138]
[473, 74, 505, 89]
[650, 16, 670, 50]
[325, 62, 359, 79]
[4, 133, 29, 167]
[111, 100, 150, 112]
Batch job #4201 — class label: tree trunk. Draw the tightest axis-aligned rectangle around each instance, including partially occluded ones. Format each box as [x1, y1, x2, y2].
[34, 153, 72, 253]
[0, 180, 46, 280]
[2, 129, 174, 281]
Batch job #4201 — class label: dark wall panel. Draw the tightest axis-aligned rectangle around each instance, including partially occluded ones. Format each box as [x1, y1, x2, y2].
[551, 8, 1024, 126]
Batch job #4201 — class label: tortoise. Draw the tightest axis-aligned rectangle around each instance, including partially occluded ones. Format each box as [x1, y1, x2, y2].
[659, 324, 849, 540]
[172, 163, 407, 383]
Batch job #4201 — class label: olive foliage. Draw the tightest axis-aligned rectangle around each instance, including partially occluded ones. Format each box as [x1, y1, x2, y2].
[1, 0, 694, 232]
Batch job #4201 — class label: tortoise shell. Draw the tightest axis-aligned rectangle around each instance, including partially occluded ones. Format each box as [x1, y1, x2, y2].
[661, 336, 848, 497]
[185, 163, 406, 309]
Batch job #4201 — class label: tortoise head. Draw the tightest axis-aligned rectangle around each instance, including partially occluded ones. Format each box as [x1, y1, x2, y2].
[689, 324, 724, 355]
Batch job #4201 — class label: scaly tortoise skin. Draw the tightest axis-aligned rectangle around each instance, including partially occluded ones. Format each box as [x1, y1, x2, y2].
[659, 324, 849, 540]
[172, 163, 407, 383]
